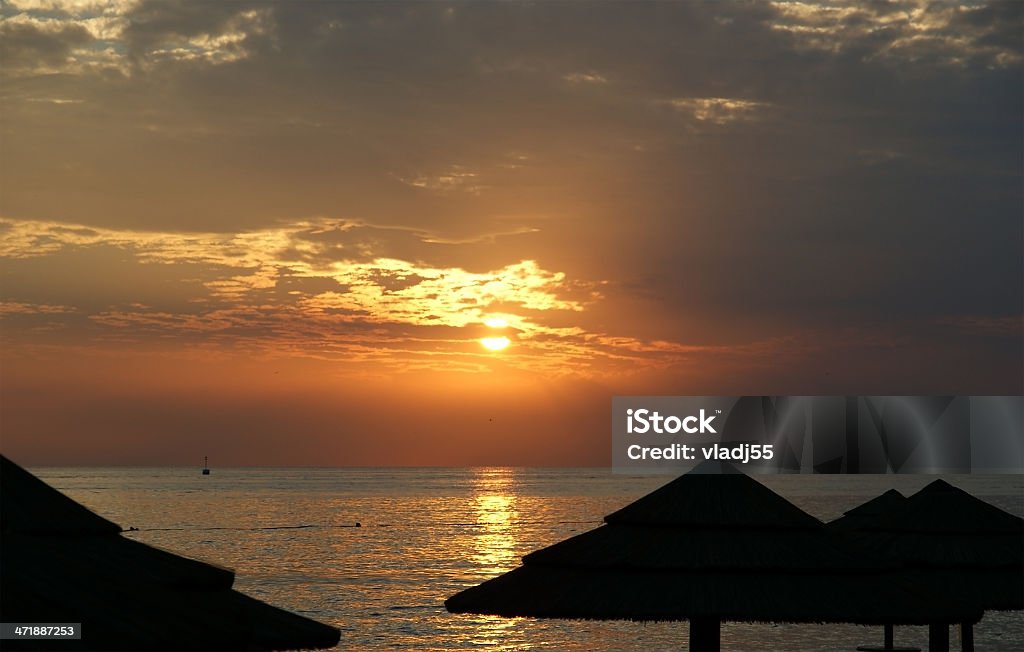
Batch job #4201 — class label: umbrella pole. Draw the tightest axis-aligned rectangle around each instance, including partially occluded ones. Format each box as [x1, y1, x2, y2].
[959, 622, 973, 652]
[928, 623, 949, 652]
[689, 617, 720, 652]
[884, 623, 894, 649]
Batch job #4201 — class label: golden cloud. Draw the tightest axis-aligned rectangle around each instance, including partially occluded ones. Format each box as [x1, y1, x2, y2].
[0, 216, 706, 375]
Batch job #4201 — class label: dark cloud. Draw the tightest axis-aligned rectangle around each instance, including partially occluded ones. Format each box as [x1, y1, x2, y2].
[949, 0, 1024, 50]
[0, 19, 93, 70]
[121, 0, 257, 50]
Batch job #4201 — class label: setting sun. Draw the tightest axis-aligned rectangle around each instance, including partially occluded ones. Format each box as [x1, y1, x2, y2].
[480, 336, 511, 351]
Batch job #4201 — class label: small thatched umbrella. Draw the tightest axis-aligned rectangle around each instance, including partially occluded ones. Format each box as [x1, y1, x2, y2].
[829, 479, 1023, 652]
[446, 461, 982, 651]
[828, 490, 913, 651]
[0, 455, 341, 651]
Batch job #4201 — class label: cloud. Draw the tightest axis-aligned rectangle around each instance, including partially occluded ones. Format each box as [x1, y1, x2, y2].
[4, 213, 1016, 387]
[0, 16, 94, 71]
[769, 0, 1022, 67]
[0, 1, 1020, 390]
[563, 71, 608, 84]
[0, 301, 76, 314]
[126, 5, 274, 66]
[395, 165, 486, 196]
[665, 97, 769, 125]
[1, 216, 715, 375]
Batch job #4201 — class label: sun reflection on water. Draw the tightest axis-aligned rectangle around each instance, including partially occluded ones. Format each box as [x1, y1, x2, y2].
[470, 468, 520, 575]
[467, 468, 525, 648]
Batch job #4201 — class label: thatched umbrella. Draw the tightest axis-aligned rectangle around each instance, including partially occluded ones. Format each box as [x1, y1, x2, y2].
[828, 490, 914, 651]
[0, 455, 341, 651]
[446, 461, 982, 651]
[829, 479, 1023, 652]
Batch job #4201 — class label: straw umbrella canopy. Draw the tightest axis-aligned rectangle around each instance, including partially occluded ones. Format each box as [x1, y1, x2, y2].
[446, 461, 982, 651]
[827, 490, 911, 651]
[0, 455, 341, 651]
[828, 479, 1023, 651]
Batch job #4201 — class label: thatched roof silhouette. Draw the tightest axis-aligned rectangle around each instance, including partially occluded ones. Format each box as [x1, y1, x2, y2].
[828, 489, 906, 533]
[870, 480, 1021, 536]
[829, 479, 1023, 611]
[0, 455, 341, 651]
[446, 461, 981, 650]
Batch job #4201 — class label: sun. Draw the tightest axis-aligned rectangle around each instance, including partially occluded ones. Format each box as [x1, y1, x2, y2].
[480, 336, 511, 351]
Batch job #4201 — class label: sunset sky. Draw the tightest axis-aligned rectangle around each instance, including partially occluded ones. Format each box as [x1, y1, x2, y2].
[1, 1, 1021, 466]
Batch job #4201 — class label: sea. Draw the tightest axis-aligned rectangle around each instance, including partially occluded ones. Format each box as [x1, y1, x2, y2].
[30, 468, 1024, 651]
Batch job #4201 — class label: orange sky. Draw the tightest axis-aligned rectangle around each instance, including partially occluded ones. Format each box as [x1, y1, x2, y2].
[1, 1, 1021, 465]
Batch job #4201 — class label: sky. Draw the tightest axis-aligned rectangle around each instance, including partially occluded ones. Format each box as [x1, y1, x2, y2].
[1, 0, 1021, 466]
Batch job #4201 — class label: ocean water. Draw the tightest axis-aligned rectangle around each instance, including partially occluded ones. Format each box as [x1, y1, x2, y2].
[30, 467, 1024, 651]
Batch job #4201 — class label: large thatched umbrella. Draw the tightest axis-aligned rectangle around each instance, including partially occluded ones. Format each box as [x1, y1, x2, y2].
[0, 455, 341, 651]
[446, 461, 982, 651]
[829, 479, 1024, 652]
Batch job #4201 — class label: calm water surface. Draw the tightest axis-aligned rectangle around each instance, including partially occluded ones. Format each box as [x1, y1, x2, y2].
[31, 468, 1024, 651]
